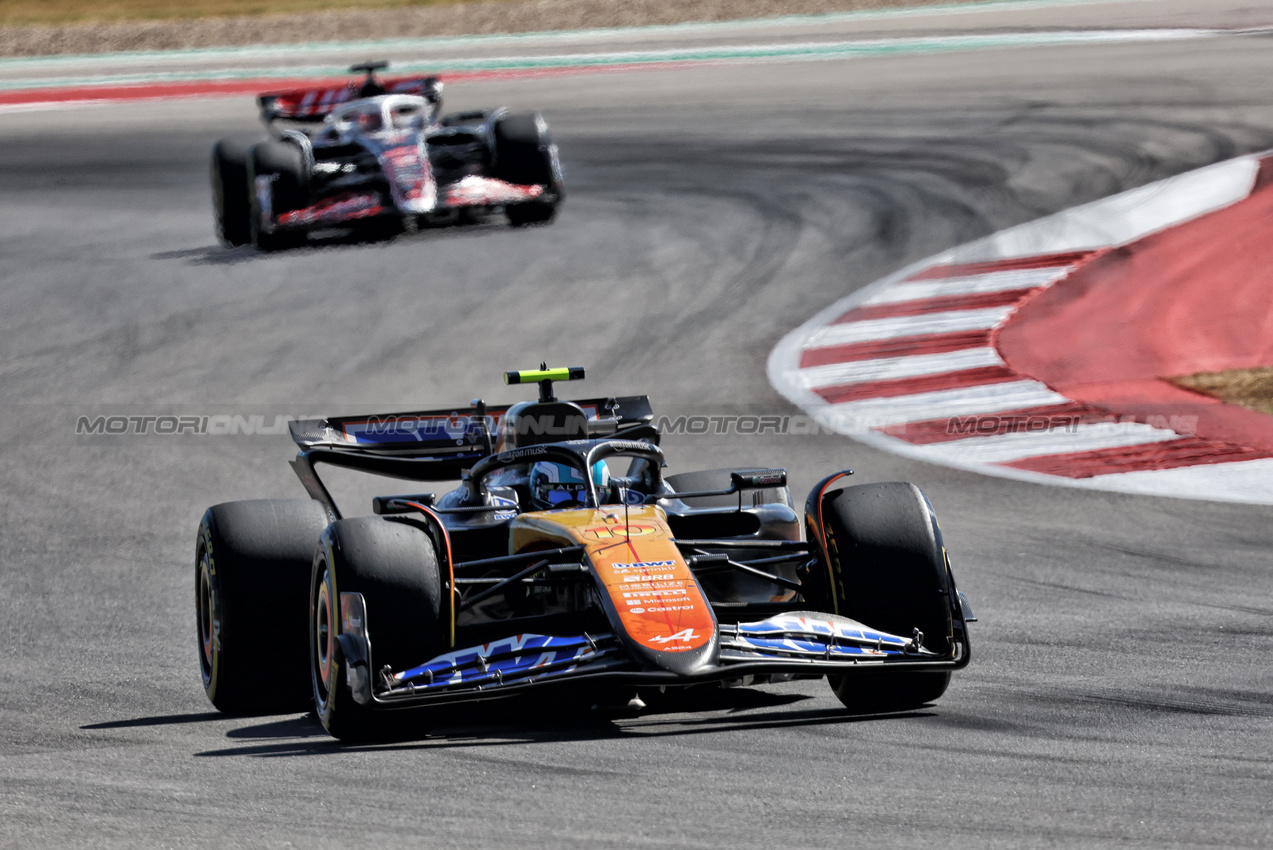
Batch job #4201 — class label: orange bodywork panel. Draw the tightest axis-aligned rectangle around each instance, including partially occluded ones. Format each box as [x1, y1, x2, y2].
[510, 506, 717, 658]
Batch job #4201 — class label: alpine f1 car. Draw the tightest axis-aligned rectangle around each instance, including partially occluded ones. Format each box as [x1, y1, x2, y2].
[196, 367, 975, 739]
[211, 62, 563, 251]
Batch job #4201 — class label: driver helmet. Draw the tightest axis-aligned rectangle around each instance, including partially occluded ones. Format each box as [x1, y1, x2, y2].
[528, 461, 608, 510]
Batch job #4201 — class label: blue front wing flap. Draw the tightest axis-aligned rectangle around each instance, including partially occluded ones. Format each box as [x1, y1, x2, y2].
[720, 612, 930, 661]
[375, 613, 933, 702]
[384, 633, 627, 697]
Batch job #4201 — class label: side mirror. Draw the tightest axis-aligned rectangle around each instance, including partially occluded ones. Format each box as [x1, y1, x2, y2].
[372, 493, 435, 514]
[730, 469, 787, 490]
[587, 417, 620, 436]
[649, 468, 788, 505]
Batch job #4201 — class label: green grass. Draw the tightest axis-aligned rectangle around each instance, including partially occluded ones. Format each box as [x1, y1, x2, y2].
[1169, 367, 1273, 417]
[0, 0, 481, 26]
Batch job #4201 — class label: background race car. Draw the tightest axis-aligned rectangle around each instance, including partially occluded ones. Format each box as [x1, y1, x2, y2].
[210, 62, 564, 250]
[195, 367, 975, 740]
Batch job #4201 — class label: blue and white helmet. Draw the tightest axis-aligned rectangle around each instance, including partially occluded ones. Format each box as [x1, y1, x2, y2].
[528, 461, 607, 510]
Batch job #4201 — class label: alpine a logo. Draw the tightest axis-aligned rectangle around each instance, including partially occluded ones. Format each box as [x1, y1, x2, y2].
[648, 628, 698, 644]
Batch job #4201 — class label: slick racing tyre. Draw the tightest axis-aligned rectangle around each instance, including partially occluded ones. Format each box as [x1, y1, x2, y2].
[311, 517, 445, 741]
[248, 140, 310, 251]
[820, 482, 953, 712]
[211, 135, 262, 247]
[493, 112, 562, 226]
[196, 499, 330, 714]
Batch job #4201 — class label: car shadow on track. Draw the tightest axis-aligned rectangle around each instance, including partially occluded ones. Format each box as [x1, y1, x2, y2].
[82, 711, 225, 729]
[189, 689, 938, 758]
[150, 245, 258, 265]
[151, 218, 516, 265]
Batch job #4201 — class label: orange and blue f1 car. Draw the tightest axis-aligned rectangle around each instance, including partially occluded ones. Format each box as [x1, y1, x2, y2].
[195, 368, 975, 739]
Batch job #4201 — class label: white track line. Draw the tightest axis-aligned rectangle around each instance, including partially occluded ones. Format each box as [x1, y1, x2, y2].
[797, 347, 1004, 390]
[803, 306, 1013, 348]
[947, 157, 1260, 262]
[863, 266, 1075, 304]
[1087, 458, 1273, 503]
[822, 380, 1071, 428]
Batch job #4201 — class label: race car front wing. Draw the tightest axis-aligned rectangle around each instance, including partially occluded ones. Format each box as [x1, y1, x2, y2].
[339, 606, 970, 709]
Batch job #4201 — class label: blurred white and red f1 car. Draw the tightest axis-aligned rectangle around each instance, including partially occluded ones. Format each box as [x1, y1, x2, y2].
[195, 368, 974, 740]
[211, 62, 563, 250]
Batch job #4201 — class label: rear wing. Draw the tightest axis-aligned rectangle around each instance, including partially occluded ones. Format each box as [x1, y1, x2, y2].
[288, 395, 654, 455]
[258, 76, 443, 122]
[288, 396, 654, 517]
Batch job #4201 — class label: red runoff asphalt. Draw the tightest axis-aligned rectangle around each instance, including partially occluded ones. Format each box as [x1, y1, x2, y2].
[995, 158, 1273, 465]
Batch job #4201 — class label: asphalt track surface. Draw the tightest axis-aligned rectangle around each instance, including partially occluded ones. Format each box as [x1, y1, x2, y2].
[3, 1, 1273, 847]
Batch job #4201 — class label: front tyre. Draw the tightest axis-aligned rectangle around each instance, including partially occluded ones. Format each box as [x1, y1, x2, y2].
[819, 482, 954, 712]
[211, 135, 261, 247]
[830, 670, 950, 712]
[493, 111, 562, 227]
[196, 499, 330, 714]
[311, 517, 445, 741]
[248, 140, 310, 251]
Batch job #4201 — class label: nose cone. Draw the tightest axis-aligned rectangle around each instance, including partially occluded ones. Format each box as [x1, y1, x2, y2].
[581, 509, 720, 675]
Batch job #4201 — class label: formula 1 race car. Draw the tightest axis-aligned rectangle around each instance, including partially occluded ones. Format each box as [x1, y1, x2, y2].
[195, 368, 974, 739]
[210, 62, 563, 250]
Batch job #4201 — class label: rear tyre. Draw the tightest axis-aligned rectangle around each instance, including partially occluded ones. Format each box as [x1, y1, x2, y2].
[311, 517, 444, 741]
[211, 135, 261, 247]
[248, 140, 310, 251]
[493, 111, 562, 226]
[196, 499, 330, 714]
[819, 482, 953, 712]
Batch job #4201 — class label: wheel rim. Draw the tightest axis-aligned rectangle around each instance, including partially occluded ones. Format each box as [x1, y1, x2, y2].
[315, 570, 334, 694]
[196, 546, 215, 684]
